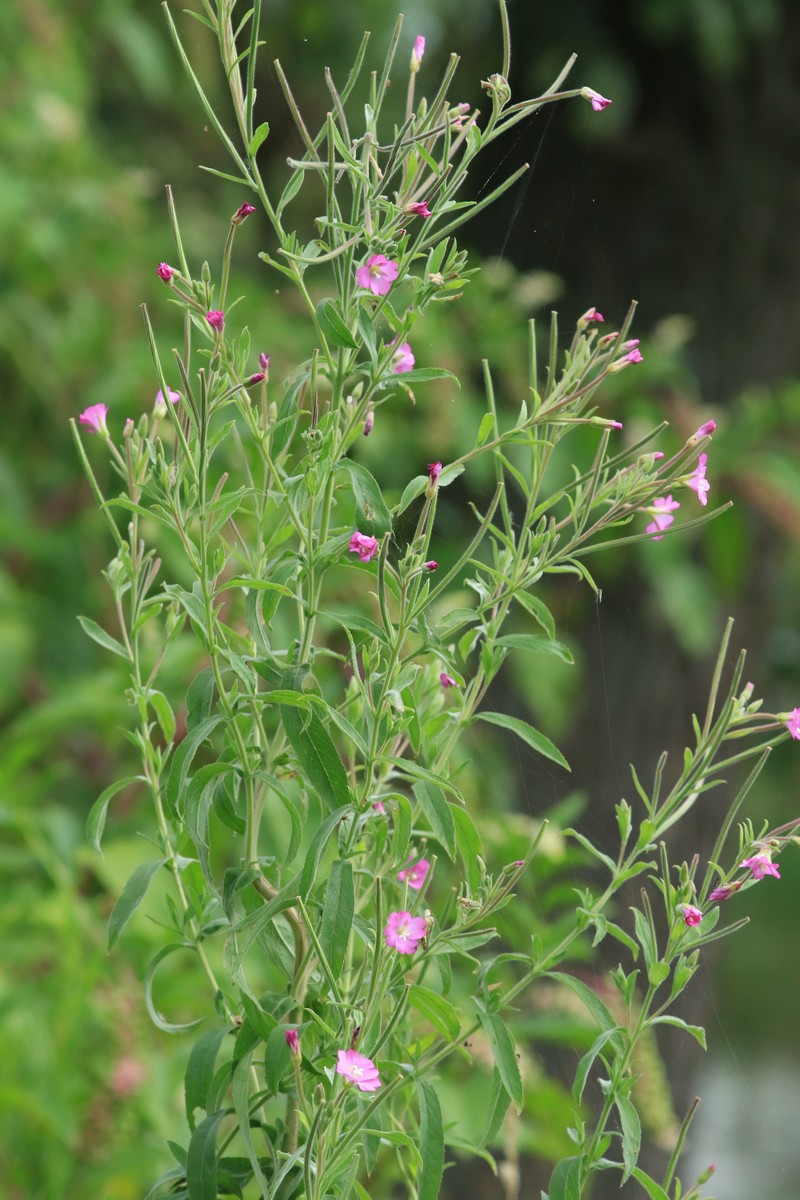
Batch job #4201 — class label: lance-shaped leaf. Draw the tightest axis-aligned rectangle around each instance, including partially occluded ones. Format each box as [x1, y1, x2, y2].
[319, 859, 354, 978]
[338, 459, 392, 536]
[281, 704, 353, 812]
[417, 1081, 445, 1200]
[107, 857, 167, 950]
[476, 711, 570, 771]
[475, 1003, 523, 1111]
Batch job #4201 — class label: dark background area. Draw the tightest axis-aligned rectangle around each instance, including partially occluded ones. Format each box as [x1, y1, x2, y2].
[2, 1, 800, 1197]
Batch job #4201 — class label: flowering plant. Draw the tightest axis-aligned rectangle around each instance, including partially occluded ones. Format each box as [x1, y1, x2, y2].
[73, 4, 798, 1198]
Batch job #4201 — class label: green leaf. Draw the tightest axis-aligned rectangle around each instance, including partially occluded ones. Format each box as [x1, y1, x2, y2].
[547, 972, 625, 1052]
[264, 1024, 292, 1094]
[249, 121, 270, 156]
[495, 633, 573, 662]
[417, 1081, 445, 1200]
[107, 857, 167, 950]
[86, 776, 140, 854]
[185, 1027, 229, 1130]
[148, 689, 176, 743]
[316, 297, 359, 349]
[144, 944, 205, 1035]
[338, 459, 392, 536]
[299, 807, 354, 898]
[630, 1167, 670, 1200]
[513, 591, 556, 638]
[476, 412, 494, 446]
[475, 1005, 523, 1111]
[481, 1067, 510, 1146]
[360, 1128, 422, 1168]
[631, 907, 657, 970]
[164, 715, 225, 818]
[319, 860, 354, 977]
[186, 1109, 227, 1200]
[615, 1095, 641, 1181]
[386, 756, 464, 803]
[393, 366, 458, 385]
[452, 805, 483, 892]
[573, 1028, 619, 1103]
[409, 984, 461, 1041]
[546, 1155, 582, 1200]
[217, 576, 292, 595]
[281, 705, 353, 812]
[649, 1015, 706, 1049]
[77, 615, 129, 660]
[412, 781, 456, 859]
[186, 668, 216, 730]
[231, 1050, 269, 1196]
[389, 793, 413, 868]
[396, 474, 427, 515]
[476, 712, 570, 771]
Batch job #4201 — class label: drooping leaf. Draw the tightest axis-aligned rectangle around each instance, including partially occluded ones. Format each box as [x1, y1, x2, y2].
[409, 984, 461, 1041]
[86, 776, 140, 854]
[615, 1095, 641, 1181]
[316, 297, 359, 349]
[77, 615, 129, 660]
[475, 1004, 523, 1111]
[412, 781, 456, 859]
[476, 711, 570, 771]
[338, 459, 392, 536]
[495, 633, 573, 662]
[164, 714, 225, 817]
[185, 1026, 229, 1130]
[107, 857, 167, 950]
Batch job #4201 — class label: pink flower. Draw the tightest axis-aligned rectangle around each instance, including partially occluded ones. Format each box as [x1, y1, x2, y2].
[157, 262, 175, 282]
[694, 419, 717, 438]
[355, 254, 400, 296]
[423, 560, 438, 571]
[608, 420, 623, 429]
[582, 87, 612, 112]
[783, 708, 800, 740]
[336, 1048, 381, 1092]
[154, 388, 181, 417]
[363, 410, 374, 436]
[439, 672, 457, 689]
[406, 201, 432, 219]
[79, 404, 109, 435]
[258, 352, 271, 371]
[398, 857, 430, 890]
[349, 531, 379, 563]
[623, 347, 643, 364]
[709, 882, 740, 903]
[391, 341, 415, 373]
[384, 910, 428, 954]
[233, 202, 256, 223]
[645, 495, 680, 541]
[285, 1028, 299, 1054]
[372, 800, 386, 814]
[207, 310, 225, 332]
[740, 852, 780, 881]
[450, 102, 473, 130]
[411, 35, 426, 71]
[428, 461, 442, 483]
[580, 306, 605, 324]
[687, 453, 710, 506]
[682, 905, 703, 927]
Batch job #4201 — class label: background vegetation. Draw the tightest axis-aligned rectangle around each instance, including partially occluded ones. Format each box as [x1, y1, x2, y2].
[2, 1, 800, 1197]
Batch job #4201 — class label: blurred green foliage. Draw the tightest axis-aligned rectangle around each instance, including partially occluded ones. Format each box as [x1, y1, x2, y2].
[3, 0, 800, 1196]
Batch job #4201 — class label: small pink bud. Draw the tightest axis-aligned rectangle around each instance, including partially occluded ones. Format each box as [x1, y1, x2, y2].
[406, 201, 432, 219]
[285, 1028, 299, 1055]
[233, 202, 256, 224]
[124, 418, 134, 437]
[423, 560, 438, 572]
[579, 306, 605, 326]
[207, 310, 225, 333]
[709, 882, 741, 903]
[609, 420, 623, 429]
[440, 672, 457, 689]
[693, 419, 717, 438]
[247, 373, 265, 386]
[428, 461, 443, 482]
[258, 352, 271, 372]
[410, 34, 426, 72]
[363, 410, 374, 436]
[653, 452, 665, 460]
[372, 800, 386, 814]
[157, 262, 175, 282]
[581, 87, 612, 112]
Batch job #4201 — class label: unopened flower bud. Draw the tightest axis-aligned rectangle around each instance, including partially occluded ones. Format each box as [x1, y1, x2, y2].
[232, 202, 256, 224]
[157, 262, 175, 282]
[363, 410, 374, 436]
[410, 34, 425, 72]
[124, 418, 134, 437]
[482, 73, 512, 106]
[423, 560, 438, 572]
[579, 306, 605, 327]
[692, 419, 717, 439]
[708, 881, 741, 903]
[440, 672, 457, 689]
[247, 373, 265, 386]
[206, 310, 225, 333]
[581, 87, 612, 112]
[258, 352, 271, 372]
[429, 271, 445, 286]
[696, 1164, 716, 1186]
[285, 1028, 299, 1055]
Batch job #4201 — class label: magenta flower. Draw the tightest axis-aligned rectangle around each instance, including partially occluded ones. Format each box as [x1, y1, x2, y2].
[411, 35, 426, 71]
[428, 461, 442, 483]
[694, 419, 717, 438]
[740, 852, 780, 881]
[423, 560, 438, 572]
[247, 372, 266, 386]
[397, 857, 430, 890]
[157, 262, 175, 282]
[285, 1028, 299, 1055]
[207, 310, 225, 333]
[372, 800, 386, 815]
[783, 708, 800, 740]
[258, 352, 270, 371]
[355, 254, 400, 296]
[580, 306, 605, 324]
[233, 202, 256, 223]
[709, 882, 740, 903]
[623, 347, 643, 364]
[406, 201, 432, 219]
[391, 341, 415, 373]
[645, 495, 680, 541]
[154, 388, 181, 417]
[439, 672, 457, 689]
[349, 531, 379, 563]
[582, 87, 612, 112]
[687, 453, 710, 506]
[336, 1048, 381, 1092]
[79, 404, 109, 436]
[682, 905, 703, 927]
[384, 910, 428, 955]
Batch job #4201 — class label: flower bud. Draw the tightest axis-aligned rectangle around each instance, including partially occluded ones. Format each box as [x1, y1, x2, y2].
[363, 410, 374, 436]
[258, 352, 271, 372]
[285, 1028, 299, 1055]
[206, 310, 225, 333]
[232, 202, 256, 224]
[423, 560, 438, 572]
[247, 373, 265, 387]
[410, 34, 425, 72]
[157, 262, 175, 282]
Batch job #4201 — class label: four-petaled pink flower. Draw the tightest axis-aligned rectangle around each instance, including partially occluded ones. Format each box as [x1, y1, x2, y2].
[349, 531, 379, 563]
[384, 910, 428, 954]
[398, 857, 430, 890]
[440, 672, 457, 689]
[157, 262, 175, 282]
[783, 707, 800, 740]
[207, 310, 225, 332]
[233, 202, 256, 223]
[336, 1048, 381, 1092]
[391, 341, 415, 373]
[356, 254, 400, 296]
[411, 35, 426, 71]
[406, 201, 432, 219]
[740, 852, 780, 881]
[154, 388, 181, 417]
[687, 453, 710, 506]
[79, 404, 109, 435]
[694, 419, 717, 438]
[682, 905, 703, 927]
[582, 87, 612, 112]
[645, 495, 680, 541]
[285, 1028, 299, 1055]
